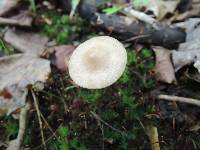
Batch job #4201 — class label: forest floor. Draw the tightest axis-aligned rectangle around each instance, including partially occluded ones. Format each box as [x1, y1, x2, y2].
[0, 0, 200, 150]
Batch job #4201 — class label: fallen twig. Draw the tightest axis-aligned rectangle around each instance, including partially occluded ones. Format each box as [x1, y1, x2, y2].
[34, 124, 63, 150]
[31, 90, 47, 150]
[90, 111, 126, 136]
[40, 111, 58, 139]
[7, 101, 31, 150]
[123, 7, 160, 30]
[79, 0, 185, 49]
[0, 17, 31, 26]
[157, 94, 200, 107]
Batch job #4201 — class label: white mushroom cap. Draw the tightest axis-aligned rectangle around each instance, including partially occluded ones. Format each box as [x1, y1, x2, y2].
[68, 36, 127, 89]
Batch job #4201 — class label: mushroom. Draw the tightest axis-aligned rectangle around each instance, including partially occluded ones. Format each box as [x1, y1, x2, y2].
[68, 36, 127, 89]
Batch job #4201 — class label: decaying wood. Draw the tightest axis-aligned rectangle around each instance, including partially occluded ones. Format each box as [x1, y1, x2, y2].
[78, 0, 186, 49]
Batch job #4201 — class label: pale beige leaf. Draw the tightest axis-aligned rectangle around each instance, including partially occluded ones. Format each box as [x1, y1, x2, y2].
[174, 3, 200, 21]
[133, 0, 180, 20]
[157, 1, 180, 20]
[4, 29, 49, 56]
[0, 86, 27, 116]
[0, 54, 50, 116]
[52, 45, 75, 72]
[172, 50, 200, 71]
[0, 11, 33, 26]
[153, 46, 176, 84]
[178, 41, 200, 51]
[0, 0, 20, 16]
[172, 18, 200, 71]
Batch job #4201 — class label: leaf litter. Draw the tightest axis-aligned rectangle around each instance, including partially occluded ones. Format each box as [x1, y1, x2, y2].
[0, 54, 50, 116]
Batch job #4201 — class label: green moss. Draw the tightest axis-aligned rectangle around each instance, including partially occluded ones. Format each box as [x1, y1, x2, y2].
[42, 12, 83, 44]
[78, 89, 103, 105]
[0, 117, 19, 141]
[0, 39, 15, 55]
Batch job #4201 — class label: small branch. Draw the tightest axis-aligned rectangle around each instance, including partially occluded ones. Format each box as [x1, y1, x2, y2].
[7, 101, 31, 150]
[157, 94, 200, 107]
[31, 90, 47, 150]
[40, 112, 58, 139]
[123, 7, 160, 30]
[90, 111, 125, 135]
[0, 18, 21, 25]
[0, 17, 31, 26]
[34, 124, 63, 150]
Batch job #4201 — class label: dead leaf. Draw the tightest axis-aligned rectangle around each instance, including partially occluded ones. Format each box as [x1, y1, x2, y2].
[172, 50, 200, 71]
[183, 18, 200, 42]
[133, 0, 159, 17]
[0, 0, 20, 16]
[52, 45, 75, 72]
[0, 54, 50, 116]
[175, 3, 200, 21]
[0, 85, 27, 116]
[157, 0, 180, 21]
[133, 0, 180, 20]
[194, 60, 200, 73]
[4, 29, 49, 56]
[153, 46, 176, 84]
[172, 18, 200, 71]
[178, 41, 200, 51]
[0, 11, 33, 26]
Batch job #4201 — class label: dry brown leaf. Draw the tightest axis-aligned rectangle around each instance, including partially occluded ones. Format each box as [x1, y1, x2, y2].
[0, 11, 33, 26]
[0, 54, 50, 116]
[175, 2, 200, 21]
[52, 45, 75, 72]
[133, 0, 180, 20]
[0, 86, 27, 116]
[133, 0, 159, 17]
[0, 0, 20, 16]
[4, 29, 49, 56]
[153, 46, 176, 84]
[157, 0, 180, 21]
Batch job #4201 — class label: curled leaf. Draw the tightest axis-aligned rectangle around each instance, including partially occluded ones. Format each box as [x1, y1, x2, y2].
[153, 46, 176, 84]
[0, 54, 50, 116]
[4, 29, 49, 56]
[0, 0, 20, 16]
[51, 45, 75, 72]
